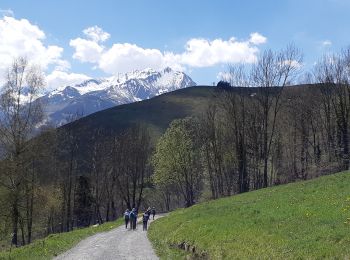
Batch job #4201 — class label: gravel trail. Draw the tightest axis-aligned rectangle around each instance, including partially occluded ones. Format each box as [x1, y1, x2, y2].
[54, 215, 163, 260]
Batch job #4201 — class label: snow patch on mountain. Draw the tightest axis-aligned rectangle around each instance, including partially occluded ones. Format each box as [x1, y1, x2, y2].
[39, 67, 196, 126]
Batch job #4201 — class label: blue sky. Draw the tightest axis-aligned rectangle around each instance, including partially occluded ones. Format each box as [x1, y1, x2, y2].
[0, 0, 349, 88]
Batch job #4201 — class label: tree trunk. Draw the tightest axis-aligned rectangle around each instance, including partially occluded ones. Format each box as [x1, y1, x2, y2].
[11, 194, 19, 246]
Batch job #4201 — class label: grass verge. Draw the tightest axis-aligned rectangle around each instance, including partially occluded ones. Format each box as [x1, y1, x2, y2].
[0, 218, 123, 260]
[148, 172, 350, 259]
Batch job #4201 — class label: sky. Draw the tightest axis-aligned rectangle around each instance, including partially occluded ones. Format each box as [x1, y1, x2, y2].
[0, 0, 350, 90]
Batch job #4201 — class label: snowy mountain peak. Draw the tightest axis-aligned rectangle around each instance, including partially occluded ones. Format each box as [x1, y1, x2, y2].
[40, 68, 196, 126]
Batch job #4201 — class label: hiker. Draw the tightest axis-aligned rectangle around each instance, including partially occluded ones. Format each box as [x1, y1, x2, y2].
[151, 207, 156, 220]
[142, 210, 150, 231]
[129, 208, 137, 230]
[124, 209, 130, 229]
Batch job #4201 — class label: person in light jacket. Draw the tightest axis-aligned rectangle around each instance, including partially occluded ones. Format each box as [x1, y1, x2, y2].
[124, 209, 130, 229]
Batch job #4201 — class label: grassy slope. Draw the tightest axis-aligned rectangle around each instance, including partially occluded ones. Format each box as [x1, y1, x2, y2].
[68, 85, 216, 140]
[149, 172, 350, 259]
[0, 218, 123, 260]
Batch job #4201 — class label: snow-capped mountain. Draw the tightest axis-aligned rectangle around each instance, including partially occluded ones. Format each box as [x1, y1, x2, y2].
[39, 67, 196, 126]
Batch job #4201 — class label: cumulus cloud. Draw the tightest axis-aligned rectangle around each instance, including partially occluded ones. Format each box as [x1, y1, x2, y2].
[177, 37, 260, 67]
[70, 27, 267, 74]
[0, 15, 92, 91]
[70, 37, 104, 63]
[0, 16, 69, 79]
[69, 26, 111, 64]
[46, 70, 90, 91]
[99, 43, 165, 74]
[249, 32, 267, 45]
[83, 26, 110, 42]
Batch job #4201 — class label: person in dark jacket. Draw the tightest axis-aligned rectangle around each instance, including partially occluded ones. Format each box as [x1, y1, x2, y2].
[124, 209, 130, 229]
[129, 208, 137, 230]
[142, 210, 150, 231]
[151, 207, 156, 220]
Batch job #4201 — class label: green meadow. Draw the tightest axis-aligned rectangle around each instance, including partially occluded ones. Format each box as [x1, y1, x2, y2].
[149, 172, 350, 259]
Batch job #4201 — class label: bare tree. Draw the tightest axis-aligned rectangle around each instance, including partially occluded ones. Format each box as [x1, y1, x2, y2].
[315, 48, 350, 170]
[112, 125, 151, 210]
[251, 44, 302, 187]
[222, 65, 250, 193]
[0, 57, 44, 246]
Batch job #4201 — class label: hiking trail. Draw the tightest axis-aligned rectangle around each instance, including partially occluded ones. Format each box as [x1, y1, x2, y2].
[54, 215, 164, 260]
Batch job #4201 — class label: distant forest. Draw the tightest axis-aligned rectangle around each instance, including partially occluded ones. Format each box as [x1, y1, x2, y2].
[1, 45, 350, 249]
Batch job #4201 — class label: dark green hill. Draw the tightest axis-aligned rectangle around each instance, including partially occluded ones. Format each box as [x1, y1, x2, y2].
[66, 85, 217, 138]
[64, 83, 299, 138]
[62, 84, 315, 141]
[55, 83, 318, 147]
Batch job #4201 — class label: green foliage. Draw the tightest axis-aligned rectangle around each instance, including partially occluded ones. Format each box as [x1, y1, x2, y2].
[149, 172, 350, 259]
[153, 118, 194, 185]
[152, 118, 203, 207]
[0, 218, 123, 260]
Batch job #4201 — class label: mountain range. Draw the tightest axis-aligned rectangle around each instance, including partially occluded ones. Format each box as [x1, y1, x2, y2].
[39, 67, 196, 126]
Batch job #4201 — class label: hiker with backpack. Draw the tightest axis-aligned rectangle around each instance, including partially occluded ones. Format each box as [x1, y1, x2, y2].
[124, 209, 130, 229]
[142, 210, 150, 231]
[151, 207, 156, 220]
[129, 208, 137, 230]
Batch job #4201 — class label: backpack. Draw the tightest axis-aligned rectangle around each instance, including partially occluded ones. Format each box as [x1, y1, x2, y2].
[129, 211, 136, 219]
[143, 213, 149, 221]
[124, 212, 129, 220]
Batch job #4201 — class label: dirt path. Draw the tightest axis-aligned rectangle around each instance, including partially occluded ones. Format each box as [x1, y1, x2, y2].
[54, 215, 163, 260]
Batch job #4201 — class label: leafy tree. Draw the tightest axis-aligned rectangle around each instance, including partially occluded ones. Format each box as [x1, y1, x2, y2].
[153, 118, 202, 207]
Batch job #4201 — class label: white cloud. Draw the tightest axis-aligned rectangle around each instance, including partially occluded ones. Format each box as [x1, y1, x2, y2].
[68, 26, 110, 64]
[217, 71, 231, 81]
[287, 60, 302, 69]
[249, 32, 267, 45]
[70, 28, 267, 74]
[45, 70, 90, 91]
[99, 43, 165, 74]
[83, 26, 110, 42]
[280, 59, 303, 70]
[322, 40, 332, 46]
[177, 37, 260, 67]
[70, 37, 104, 63]
[54, 59, 71, 71]
[0, 16, 69, 78]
